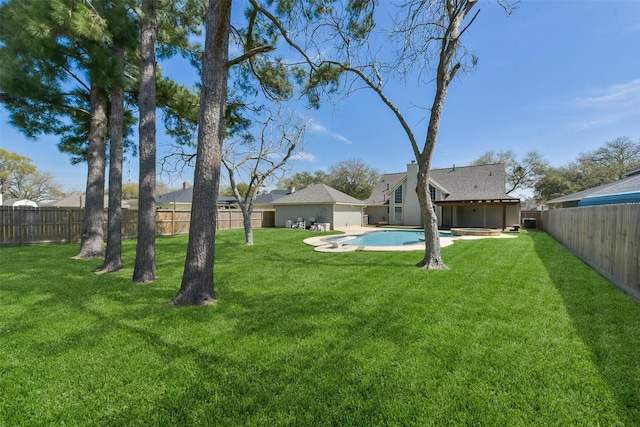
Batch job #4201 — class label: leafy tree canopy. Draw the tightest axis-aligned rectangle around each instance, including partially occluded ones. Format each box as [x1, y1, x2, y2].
[472, 149, 548, 195]
[534, 136, 640, 201]
[278, 158, 380, 200]
[0, 148, 64, 201]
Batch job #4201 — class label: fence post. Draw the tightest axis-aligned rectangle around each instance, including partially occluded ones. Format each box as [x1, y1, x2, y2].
[18, 208, 23, 245]
[68, 208, 72, 243]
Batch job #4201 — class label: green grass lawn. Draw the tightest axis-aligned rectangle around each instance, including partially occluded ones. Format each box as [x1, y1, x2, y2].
[1, 229, 639, 426]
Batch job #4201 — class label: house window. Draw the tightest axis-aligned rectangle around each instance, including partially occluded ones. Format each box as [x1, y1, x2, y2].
[429, 185, 436, 201]
[394, 186, 403, 203]
[394, 206, 402, 222]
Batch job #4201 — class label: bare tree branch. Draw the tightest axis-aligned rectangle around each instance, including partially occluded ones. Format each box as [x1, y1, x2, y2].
[226, 45, 275, 67]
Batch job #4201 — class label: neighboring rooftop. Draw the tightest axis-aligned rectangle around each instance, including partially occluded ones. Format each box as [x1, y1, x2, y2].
[253, 189, 291, 205]
[623, 165, 640, 178]
[2, 198, 38, 207]
[548, 171, 640, 207]
[42, 194, 131, 209]
[156, 186, 238, 207]
[273, 183, 365, 205]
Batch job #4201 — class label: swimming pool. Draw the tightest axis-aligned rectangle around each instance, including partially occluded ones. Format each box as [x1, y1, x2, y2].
[327, 230, 448, 247]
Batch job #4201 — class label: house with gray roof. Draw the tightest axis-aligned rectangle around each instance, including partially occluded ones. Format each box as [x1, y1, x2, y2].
[364, 162, 520, 229]
[547, 166, 640, 208]
[43, 194, 131, 209]
[155, 182, 238, 210]
[253, 189, 291, 210]
[1, 197, 38, 207]
[273, 183, 366, 230]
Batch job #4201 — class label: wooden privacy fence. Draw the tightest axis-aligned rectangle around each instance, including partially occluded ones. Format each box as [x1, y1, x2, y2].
[520, 210, 543, 229]
[0, 207, 275, 246]
[542, 204, 640, 300]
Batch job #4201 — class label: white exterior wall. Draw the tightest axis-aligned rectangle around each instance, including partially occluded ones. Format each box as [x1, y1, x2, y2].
[449, 203, 521, 228]
[275, 204, 334, 228]
[455, 205, 479, 227]
[275, 204, 364, 229]
[505, 204, 521, 227]
[365, 206, 388, 224]
[388, 184, 402, 225]
[397, 162, 443, 227]
[404, 162, 422, 226]
[333, 205, 365, 228]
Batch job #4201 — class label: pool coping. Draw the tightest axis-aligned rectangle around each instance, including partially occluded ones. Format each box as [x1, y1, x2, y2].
[304, 227, 517, 252]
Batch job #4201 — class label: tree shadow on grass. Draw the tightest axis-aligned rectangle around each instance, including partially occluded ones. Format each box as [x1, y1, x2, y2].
[12, 230, 627, 424]
[531, 231, 640, 425]
[1, 230, 463, 424]
[1, 251, 423, 425]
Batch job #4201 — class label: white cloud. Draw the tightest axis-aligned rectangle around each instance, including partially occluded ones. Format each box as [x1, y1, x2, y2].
[574, 78, 640, 108]
[310, 121, 352, 144]
[292, 151, 315, 162]
[568, 78, 640, 132]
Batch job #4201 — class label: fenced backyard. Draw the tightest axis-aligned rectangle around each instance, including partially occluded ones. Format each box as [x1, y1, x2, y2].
[2, 204, 638, 302]
[2, 228, 640, 425]
[541, 204, 640, 300]
[520, 209, 543, 229]
[0, 207, 275, 246]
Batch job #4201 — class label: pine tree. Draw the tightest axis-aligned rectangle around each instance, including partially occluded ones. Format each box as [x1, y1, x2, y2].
[0, 0, 119, 259]
[133, 0, 158, 282]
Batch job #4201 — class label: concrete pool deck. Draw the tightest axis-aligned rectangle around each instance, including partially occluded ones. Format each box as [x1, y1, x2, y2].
[304, 226, 518, 252]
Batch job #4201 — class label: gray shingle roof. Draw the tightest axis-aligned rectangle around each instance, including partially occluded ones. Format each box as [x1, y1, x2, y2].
[272, 183, 365, 205]
[157, 188, 237, 205]
[623, 165, 640, 178]
[43, 194, 130, 208]
[157, 188, 194, 203]
[366, 163, 517, 204]
[430, 163, 518, 202]
[547, 173, 640, 205]
[363, 172, 406, 205]
[254, 191, 289, 204]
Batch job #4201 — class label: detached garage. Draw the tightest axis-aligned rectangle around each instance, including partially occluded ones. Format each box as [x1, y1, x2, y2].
[273, 184, 366, 230]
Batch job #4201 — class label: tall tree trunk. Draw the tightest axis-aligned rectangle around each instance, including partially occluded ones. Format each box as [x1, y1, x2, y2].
[134, 0, 157, 283]
[224, 161, 256, 246]
[100, 40, 125, 273]
[241, 203, 254, 245]
[75, 84, 108, 259]
[170, 0, 232, 306]
[416, 158, 446, 269]
[415, 0, 477, 269]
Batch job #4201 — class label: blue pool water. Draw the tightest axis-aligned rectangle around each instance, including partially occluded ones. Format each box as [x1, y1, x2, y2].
[328, 230, 448, 247]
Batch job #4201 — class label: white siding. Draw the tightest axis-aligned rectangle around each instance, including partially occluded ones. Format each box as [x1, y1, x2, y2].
[333, 205, 365, 228]
[365, 206, 388, 224]
[275, 204, 334, 228]
[404, 162, 422, 226]
[505, 205, 521, 228]
[275, 203, 363, 230]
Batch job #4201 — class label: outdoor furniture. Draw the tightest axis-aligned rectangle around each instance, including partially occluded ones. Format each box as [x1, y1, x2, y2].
[311, 222, 330, 231]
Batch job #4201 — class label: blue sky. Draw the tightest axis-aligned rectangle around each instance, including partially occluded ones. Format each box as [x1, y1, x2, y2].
[1, 0, 639, 198]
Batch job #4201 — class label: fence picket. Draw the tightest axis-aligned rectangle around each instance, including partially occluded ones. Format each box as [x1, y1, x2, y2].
[0, 207, 275, 246]
[542, 204, 640, 300]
